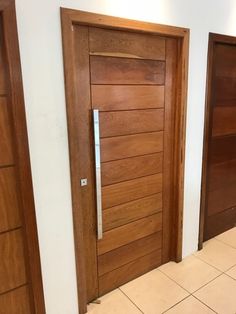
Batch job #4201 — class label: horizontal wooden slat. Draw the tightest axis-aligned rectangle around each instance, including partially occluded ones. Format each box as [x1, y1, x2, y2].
[215, 77, 236, 106]
[0, 286, 31, 314]
[0, 229, 27, 294]
[0, 167, 21, 233]
[103, 193, 162, 231]
[208, 159, 236, 192]
[205, 207, 236, 241]
[98, 213, 162, 255]
[99, 249, 161, 295]
[102, 173, 162, 209]
[98, 232, 162, 276]
[212, 106, 236, 136]
[100, 109, 164, 138]
[209, 135, 236, 164]
[91, 85, 165, 111]
[207, 182, 236, 216]
[89, 27, 165, 60]
[90, 56, 165, 85]
[102, 153, 163, 186]
[0, 98, 14, 166]
[0, 24, 7, 95]
[101, 132, 163, 162]
[215, 44, 236, 78]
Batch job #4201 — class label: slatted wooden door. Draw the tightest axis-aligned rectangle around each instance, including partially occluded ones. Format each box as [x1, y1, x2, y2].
[71, 24, 178, 301]
[201, 34, 236, 241]
[0, 1, 45, 313]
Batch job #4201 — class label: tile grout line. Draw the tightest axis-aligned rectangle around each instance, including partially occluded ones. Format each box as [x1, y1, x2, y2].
[214, 237, 236, 250]
[161, 295, 190, 313]
[192, 295, 218, 313]
[119, 288, 145, 314]
[193, 253, 225, 272]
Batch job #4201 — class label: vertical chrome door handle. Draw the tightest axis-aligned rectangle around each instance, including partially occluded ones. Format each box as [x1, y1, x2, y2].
[93, 109, 103, 240]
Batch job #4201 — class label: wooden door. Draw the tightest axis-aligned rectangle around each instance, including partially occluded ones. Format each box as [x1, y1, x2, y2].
[73, 26, 176, 300]
[61, 9, 189, 313]
[200, 33, 236, 243]
[0, 1, 45, 313]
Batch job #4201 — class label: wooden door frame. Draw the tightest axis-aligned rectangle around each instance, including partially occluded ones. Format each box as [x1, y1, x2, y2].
[61, 8, 189, 314]
[199, 33, 236, 250]
[0, 0, 45, 312]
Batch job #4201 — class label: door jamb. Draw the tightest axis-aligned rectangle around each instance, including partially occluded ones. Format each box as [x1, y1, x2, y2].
[60, 9, 189, 314]
[199, 33, 236, 250]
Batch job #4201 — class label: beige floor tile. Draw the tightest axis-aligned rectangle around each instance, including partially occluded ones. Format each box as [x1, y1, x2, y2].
[194, 274, 236, 314]
[87, 289, 142, 314]
[120, 269, 189, 314]
[226, 265, 236, 280]
[165, 296, 215, 314]
[215, 227, 236, 248]
[194, 238, 236, 271]
[159, 255, 221, 293]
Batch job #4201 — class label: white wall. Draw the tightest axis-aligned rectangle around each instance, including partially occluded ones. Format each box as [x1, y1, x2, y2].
[14, 0, 236, 313]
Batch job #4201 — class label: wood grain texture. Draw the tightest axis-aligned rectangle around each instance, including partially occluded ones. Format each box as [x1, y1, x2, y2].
[215, 77, 236, 106]
[204, 206, 236, 240]
[101, 153, 163, 186]
[215, 43, 236, 78]
[71, 26, 98, 301]
[103, 193, 162, 231]
[98, 213, 162, 255]
[89, 27, 165, 60]
[210, 135, 236, 164]
[0, 167, 21, 233]
[200, 34, 236, 244]
[208, 159, 236, 191]
[90, 55, 165, 85]
[0, 2, 45, 312]
[0, 286, 31, 314]
[98, 232, 162, 276]
[61, 9, 189, 311]
[0, 21, 7, 95]
[100, 109, 164, 138]
[0, 229, 27, 294]
[102, 173, 162, 209]
[212, 106, 236, 136]
[101, 132, 163, 162]
[207, 182, 236, 216]
[99, 249, 162, 295]
[0, 97, 13, 166]
[91, 85, 165, 111]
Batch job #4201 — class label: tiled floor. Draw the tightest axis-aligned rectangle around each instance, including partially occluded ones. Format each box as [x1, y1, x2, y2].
[88, 227, 236, 314]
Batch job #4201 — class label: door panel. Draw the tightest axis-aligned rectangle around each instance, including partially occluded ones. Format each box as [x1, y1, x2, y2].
[0, 98, 14, 165]
[101, 153, 163, 186]
[99, 249, 162, 295]
[0, 2, 45, 312]
[0, 286, 31, 314]
[67, 23, 178, 301]
[91, 85, 165, 110]
[100, 109, 164, 137]
[90, 56, 165, 85]
[0, 167, 21, 233]
[98, 232, 162, 276]
[89, 27, 165, 60]
[101, 132, 163, 162]
[0, 230, 27, 294]
[202, 38, 236, 240]
[102, 173, 162, 209]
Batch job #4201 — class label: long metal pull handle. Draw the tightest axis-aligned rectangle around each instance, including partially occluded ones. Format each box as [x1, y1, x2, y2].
[93, 109, 103, 240]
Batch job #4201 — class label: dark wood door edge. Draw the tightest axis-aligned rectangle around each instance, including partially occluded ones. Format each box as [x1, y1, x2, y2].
[0, 1, 45, 312]
[199, 32, 236, 250]
[61, 9, 189, 314]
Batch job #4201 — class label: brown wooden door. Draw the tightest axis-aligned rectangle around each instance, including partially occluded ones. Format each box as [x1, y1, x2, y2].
[71, 25, 178, 301]
[0, 1, 45, 313]
[201, 34, 236, 242]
